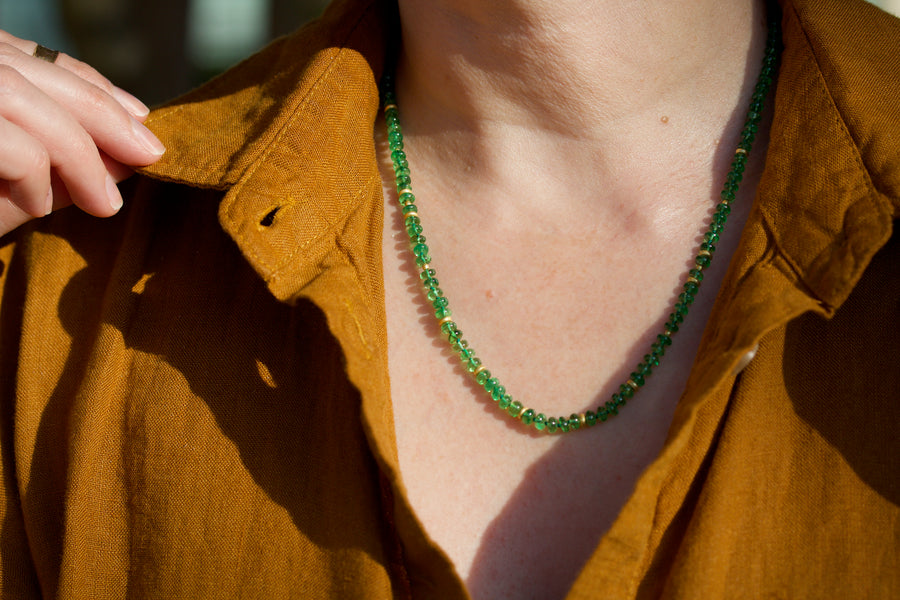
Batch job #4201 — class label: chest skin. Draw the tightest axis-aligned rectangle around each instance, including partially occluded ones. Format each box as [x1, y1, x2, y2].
[379, 135, 764, 599]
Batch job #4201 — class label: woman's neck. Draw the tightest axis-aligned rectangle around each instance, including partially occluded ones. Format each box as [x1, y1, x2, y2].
[395, 0, 765, 139]
[389, 0, 771, 225]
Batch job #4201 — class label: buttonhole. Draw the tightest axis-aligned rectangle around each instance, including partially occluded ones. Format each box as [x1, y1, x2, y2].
[260, 206, 281, 227]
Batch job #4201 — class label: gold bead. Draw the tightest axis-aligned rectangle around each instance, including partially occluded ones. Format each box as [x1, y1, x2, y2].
[698, 249, 711, 258]
[517, 405, 528, 418]
[383, 103, 398, 112]
[663, 329, 673, 337]
[403, 211, 419, 220]
[735, 147, 748, 155]
[398, 188, 413, 196]
[438, 315, 454, 327]
[579, 413, 587, 428]
[626, 379, 639, 391]
[473, 365, 487, 377]
[686, 276, 700, 285]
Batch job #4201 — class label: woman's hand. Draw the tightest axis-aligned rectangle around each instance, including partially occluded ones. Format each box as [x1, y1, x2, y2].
[0, 30, 165, 236]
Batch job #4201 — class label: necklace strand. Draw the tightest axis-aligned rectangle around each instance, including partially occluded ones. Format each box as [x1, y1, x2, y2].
[381, 13, 780, 435]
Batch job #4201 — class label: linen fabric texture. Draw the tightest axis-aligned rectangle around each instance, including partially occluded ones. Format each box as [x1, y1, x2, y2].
[0, 0, 898, 597]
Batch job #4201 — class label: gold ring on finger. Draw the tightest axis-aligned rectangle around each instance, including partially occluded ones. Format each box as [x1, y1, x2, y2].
[33, 44, 60, 64]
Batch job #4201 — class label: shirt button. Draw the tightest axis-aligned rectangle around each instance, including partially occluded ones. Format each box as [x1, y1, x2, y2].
[732, 343, 759, 375]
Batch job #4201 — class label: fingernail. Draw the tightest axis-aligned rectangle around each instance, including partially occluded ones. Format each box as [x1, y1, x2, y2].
[107, 174, 123, 212]
[44, 188, 53, 216]
[132, 118, 166, 157]
[112, 86, 150, 118]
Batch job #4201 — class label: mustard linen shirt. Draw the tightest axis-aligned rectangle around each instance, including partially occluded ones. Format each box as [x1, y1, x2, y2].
[1, 0, 898, 597]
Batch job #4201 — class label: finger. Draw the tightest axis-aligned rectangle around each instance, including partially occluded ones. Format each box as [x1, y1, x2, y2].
[0, 192, 36, 237]
[0, 30, 150, 119]
[0, 40, 164, 167]
[100, 150, 136, 183]
[0, 65, 122, 216]
[0, 115, 52, 216]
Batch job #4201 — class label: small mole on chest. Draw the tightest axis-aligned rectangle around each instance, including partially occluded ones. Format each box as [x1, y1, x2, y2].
[485, 289, 495, 299]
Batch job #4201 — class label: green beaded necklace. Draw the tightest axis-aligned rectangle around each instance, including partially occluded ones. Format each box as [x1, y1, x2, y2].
[381, 12, 780, 435]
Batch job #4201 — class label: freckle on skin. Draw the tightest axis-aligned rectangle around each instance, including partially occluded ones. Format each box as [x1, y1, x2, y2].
[660, 115, 669, 124]
[485, 289, 495, 299]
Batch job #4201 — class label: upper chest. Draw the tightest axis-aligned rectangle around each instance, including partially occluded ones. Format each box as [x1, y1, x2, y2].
[379, 181, 756, 599]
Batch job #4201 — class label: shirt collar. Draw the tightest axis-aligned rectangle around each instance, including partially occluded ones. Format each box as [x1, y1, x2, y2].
[140, 0, 391, 304]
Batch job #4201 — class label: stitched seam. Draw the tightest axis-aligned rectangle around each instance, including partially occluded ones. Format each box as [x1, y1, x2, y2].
[226, 2, 379, 275]
[760, 2, 888, 305]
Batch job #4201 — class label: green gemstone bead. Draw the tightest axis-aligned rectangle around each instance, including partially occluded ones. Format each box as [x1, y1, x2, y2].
[679, 292, 695, 305]
[675, 302, 690, 317]
[388, 131, 402, 144]
[630, 372, 645, 386]
[546, 418, 558, 433]
[508, 400, 523, 417]
[426, 287, 442, 301]
[434, 306, 451, 319]
[644, 353, 660, 367]
[585, 411, 597, 426]
[467, 357, 482, 373]
[606, 400, 620, 415]
[638, 361, 653, 377]
[533, 413, 547, 431]
[402, 204, 418, 215]
[557, 418, 570, 433]
[721, 190, 735, 202]
[475, 369, 491, 385]
[491, 385, 506, 401]
[704, 232, 719, 244]
[695, 255, 711, 269]
[619, 384, 635, 399]
[598, 408, 609, 422]
[406, 223, 424, 236]
[413, 243, 430, 257]
[521, 409, 535, 425]
[395, 175, 412, 188]
[665, 319, 680, 333]
[399, 192, 415, 205]
[568, 414, 581, 431]
[439, 319, 455, 335]
[684, 281, 699, 295]
[390, 150, 406, 164]
[498, 394, 512, 410]
[716, 202, 732, 216]
[657, 333, 673, 346]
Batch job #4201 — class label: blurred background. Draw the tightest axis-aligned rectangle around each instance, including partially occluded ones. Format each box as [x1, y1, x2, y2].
[0, 0, 328, 104]
[0, 0, 898, 106]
